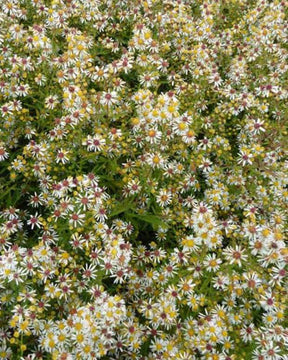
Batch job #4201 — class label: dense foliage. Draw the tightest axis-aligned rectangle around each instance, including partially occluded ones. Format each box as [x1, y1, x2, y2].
[0, 0, 287, 359]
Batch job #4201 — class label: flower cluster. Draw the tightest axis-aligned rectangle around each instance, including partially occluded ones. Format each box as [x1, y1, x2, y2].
[0, 0, 287, 359]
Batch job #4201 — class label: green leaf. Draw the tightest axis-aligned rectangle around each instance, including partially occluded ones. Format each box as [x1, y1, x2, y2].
[130, 213, 166, 230]
[110, 199, 135, 216]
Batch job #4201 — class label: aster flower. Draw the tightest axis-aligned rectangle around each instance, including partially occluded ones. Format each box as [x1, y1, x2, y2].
[223, 246, 248, 267]
[204, 253, 222, 272]
[156, 189, 172, 207]
[27, 213, 42, 229]
[69, 212, 85, 227]
[100, 91, 119, 107]
[0, 145, 9, 161]
[56, 149, 70, 164]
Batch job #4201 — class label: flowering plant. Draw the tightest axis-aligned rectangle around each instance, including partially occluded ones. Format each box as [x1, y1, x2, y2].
[0, 0, 287, 359]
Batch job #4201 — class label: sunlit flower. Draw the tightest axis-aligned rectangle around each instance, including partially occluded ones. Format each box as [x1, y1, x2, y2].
[0, 145, 9, 161]
[100, 91, 119, 106]
[0, 1, 287, 358]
